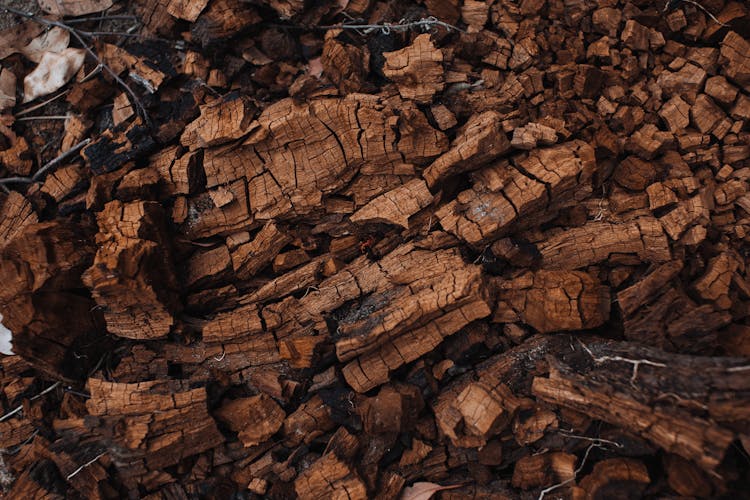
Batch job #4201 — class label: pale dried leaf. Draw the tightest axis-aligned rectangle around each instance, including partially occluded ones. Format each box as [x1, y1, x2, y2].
[38, 0, 114, 16]
[0, 68, 16, 112]
[23, 48, 85, 103]
[308, 57, 324, 78]
[21, 27, 70, 63]
[401, 482, 463, 500]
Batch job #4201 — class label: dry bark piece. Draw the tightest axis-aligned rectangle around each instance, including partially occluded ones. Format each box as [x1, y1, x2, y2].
[215, 394, 285, 447]
[83, 200, 180, 340]
[537, 218, 671, 270]
[437, 141, 596, 247]
[493, 270, 610, 333]
[0, 192, 38, 247]
[617, 261, 684, 316]
[191, 0, 261, 47]
[383, 34, 444, 104]
[321, 34, 370, 94]
[350, 179, 433, 228]
[423, 111, 511, 188]
[83, 119, 155, 175]
[659, 95, 690, 132]
[150, 146, 203, 196]
[282, 394, 335, 447]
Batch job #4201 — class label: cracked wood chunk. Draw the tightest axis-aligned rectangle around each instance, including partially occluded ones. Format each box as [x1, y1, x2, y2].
[86, 378, 223, 470]
[202, 96, 407, 221]
[579, 459, 650, 499]
[294, 451, 367, 500]
[437, 141, 596, 247]
[340, 265, 492, 393]
[230, 222, 292, 280]
[656, 63, 706, 96]
[282, 395, 335, 447]
[658, 194, 710, 241]
[350, 179, 433, 228]
[166, 0, 210, 22]
[659, 95, 690, 132]
[510, 122, 558, 150]
[383, 34, 444, 103]
[693, 252, 740, 309]
[511, 452, 576, 490]
[493, 270, 610, 333]
[180, 94, 257, 150]
[719, 32, 750, 88]
[215, 394, 285, 447]
[531, 340, 748, 471]
[537, 218, 671, 270]
[617, 261, 684, 316]
[0, 191, 38, 246]
[202, 303, 263, 343]
[83, 200, 180, 340]
[432, 336, 571, 448]
[185, 244, 231, 289]
[83, 118, 155, 175]
[150, 145, 203, 195]
[423, 111, 511, 188]
[182, 179, 253, 239]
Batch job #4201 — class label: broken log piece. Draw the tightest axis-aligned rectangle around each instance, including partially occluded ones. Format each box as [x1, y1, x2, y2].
[215, 393, 285, 447]
[321, 34, 371, 94]
[537, 218, 671, 270]
[282, 394, 336, 447]
[692, 251, 740, 309]
[40, 164, 86, 203]
[83, 200, 180, 340]
[493, 270, 610, 333]
[202, 303, 263, 343]
[242, 257, 324, 305]
[85, 378, 223, 470]
[437, 141, 596, 247]
[190, 0, 260, 47]
[423, 110, 511, 188]
[658, 194, 710, 241]
[184, 244, 232, 289]
[531, 339, 750, 471]
[182, 179, 254, 239]
[383, 34, 444, 104]
[82, 118, 155, 175]
[350, 179, 433, 228]
[510, 122, 558, 150]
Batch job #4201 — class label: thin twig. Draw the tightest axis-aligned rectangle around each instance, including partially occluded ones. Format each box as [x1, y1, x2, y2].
[64, 15, 138, 24]
[14, 89, 70, 117]
[0, 176, 35, 186]
[31, 138, 90, 181]
[2, 6, 151, 127]
[578, 340, 667, 386]
[0, 382, 61, 422]
[538, 443, 600, 500]
[66, 452, 105, 480]
[318, 16, 465, 34]
[16, 115, 71, 121]
[665, 0, 729, 26]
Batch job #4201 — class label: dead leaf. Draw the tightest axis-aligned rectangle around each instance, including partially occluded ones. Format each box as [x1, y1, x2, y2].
[0, 21, 45, 60]
[400, 482, 464, 500]
[38, 0, 114, 16]
[308, 57, 324, 78]
[23, 48, 85, 103]
[0, 68, 16, 111]
[21, 27, 70, 63]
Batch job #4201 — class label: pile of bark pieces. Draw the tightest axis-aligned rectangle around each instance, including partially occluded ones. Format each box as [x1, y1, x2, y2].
[1, 0, 750, 497]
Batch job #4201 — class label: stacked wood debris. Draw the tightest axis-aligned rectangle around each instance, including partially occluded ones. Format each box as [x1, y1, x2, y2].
[1, 0, 749, 497]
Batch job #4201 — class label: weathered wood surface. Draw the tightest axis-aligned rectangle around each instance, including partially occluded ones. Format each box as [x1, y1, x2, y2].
[0, 0, 749, 498]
